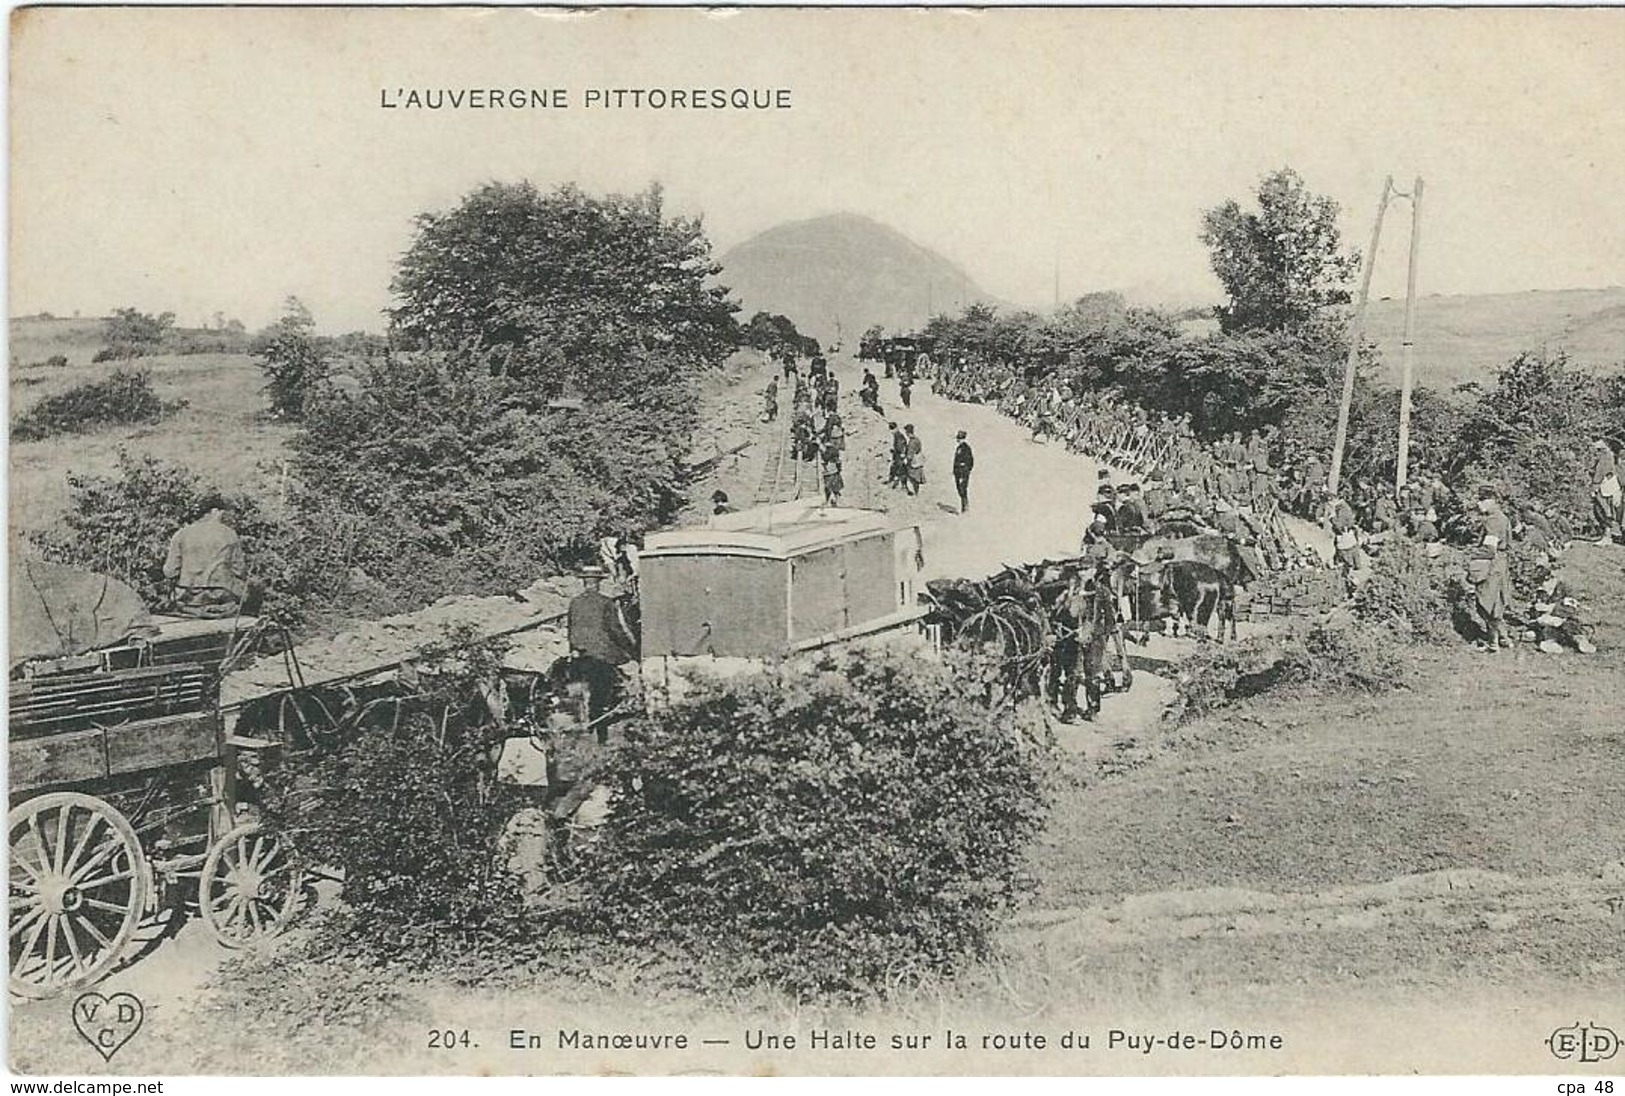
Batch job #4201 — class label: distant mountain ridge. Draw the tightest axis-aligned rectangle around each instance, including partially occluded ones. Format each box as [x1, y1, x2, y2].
[719, 213, 996, 347]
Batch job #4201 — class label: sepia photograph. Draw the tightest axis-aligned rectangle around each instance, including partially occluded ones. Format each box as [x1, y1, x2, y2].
[6, 5, 1624, 1079]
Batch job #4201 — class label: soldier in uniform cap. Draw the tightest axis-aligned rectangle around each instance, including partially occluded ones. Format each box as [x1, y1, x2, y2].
[952, 429, 975, 513]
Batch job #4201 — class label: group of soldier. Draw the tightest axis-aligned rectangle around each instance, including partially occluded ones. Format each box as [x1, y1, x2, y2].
[768, 354, 848, 506]
[929, 350, 1614, 657]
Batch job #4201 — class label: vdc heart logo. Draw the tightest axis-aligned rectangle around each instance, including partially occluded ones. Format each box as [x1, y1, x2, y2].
[73, 991, 144, 1062]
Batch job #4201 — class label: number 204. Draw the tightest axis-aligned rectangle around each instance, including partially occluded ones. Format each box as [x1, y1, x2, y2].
[428, 1029, 473, 1049]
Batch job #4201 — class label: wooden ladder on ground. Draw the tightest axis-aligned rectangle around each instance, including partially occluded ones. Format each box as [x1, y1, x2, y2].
[754, 387, 821, 506]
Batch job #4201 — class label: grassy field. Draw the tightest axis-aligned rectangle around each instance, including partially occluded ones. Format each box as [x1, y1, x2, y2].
[1362, 285, 1625, 389]
[8, 317, 295, 538]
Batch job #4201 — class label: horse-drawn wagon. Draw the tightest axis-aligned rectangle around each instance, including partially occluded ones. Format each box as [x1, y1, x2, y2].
[9, 560, 301, 998]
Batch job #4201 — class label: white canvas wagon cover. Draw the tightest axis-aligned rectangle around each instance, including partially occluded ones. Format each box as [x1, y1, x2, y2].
[638, 501, 924, 658]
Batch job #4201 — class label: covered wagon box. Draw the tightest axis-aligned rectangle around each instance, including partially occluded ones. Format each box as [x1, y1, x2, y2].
[638, 501, 926, 659]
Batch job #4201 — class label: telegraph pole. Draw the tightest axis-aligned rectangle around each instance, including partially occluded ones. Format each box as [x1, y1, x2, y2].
[1395, 176, 1425, 492]
[1328, 176, 1395, 496]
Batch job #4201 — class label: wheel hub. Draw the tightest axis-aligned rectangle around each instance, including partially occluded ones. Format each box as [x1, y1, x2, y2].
[38, 878, 82, 915]
[232, 868, 267, 902]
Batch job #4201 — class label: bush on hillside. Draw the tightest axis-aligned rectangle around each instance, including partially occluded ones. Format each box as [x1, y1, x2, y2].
[577, 647, 1049, 1000]
[1351, 544, 1458, 643]
[1171, 618, 1407, 720]
[290, 346, 697, 606]
[1453, 351, 1625, 528]
[252, 299, 330, 421]
[11, 369, 177, 441]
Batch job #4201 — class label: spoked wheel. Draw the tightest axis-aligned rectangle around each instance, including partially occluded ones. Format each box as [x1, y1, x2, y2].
[9, 792, 151, 998]
[199, 823, 303, 947]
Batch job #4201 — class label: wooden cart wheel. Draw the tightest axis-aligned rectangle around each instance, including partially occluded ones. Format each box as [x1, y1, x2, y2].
[8, 792, 151, 998]
[199, 823, 303, 947]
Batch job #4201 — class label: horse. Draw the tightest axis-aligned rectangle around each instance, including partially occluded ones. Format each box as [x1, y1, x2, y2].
[1156, 559, 1237, 642]
[1047, 566, 1120, 721]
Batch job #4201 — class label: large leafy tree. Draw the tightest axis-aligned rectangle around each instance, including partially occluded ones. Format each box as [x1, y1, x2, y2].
[281, 180, 739, 612]
[389, 181, 739, 399]
[1200, 168, 1360, 335]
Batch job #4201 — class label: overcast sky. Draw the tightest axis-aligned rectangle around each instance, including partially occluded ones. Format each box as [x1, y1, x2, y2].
[11, 7, 1625, 332]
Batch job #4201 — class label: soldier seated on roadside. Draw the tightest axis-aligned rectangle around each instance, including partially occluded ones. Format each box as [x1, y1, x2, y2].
[1524, 567, 1597, 654]
[1091, 482, 1119, 531]
[1115, 484, 1147, 533]
[1142, 472, 1171, 527]
[1516, 501, 1561, 557]
[163, 493, 248, 619]
[1080, 513, 1112, 558]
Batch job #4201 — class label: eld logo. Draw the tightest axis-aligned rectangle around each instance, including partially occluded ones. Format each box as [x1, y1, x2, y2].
[1547, 1022, 1620, 1064]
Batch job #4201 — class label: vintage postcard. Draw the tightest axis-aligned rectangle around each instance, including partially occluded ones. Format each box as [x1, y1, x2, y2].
[7, 5, 1624, 1080]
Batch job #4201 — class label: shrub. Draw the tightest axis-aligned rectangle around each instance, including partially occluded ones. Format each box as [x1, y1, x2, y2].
[256, 632, 532, 946]
[11, 369, 177, 440]
[252, 298, 330, 421]
[290, 346, 697, 607]
[1454, 351, 1625, 529]
[578, 646, 1049, 1001]
[1171, 618, 1407, 720]
[1352, 544, 1457, 643]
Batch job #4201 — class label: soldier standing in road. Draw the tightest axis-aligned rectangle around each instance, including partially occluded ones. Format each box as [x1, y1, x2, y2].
[952, 430, 975, 513]
[904, 424, 925, 496]
[1590, 438, 1622, 545]
[821, 444, 845, 507]
[888, 421, 908, 488]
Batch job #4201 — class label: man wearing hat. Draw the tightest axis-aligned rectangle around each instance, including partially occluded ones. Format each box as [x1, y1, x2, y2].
[1116, 483, 1147, 533]
[567, 566, 638, 728]
[1091, 482, 1119, 532]
[952, 430, 975, 513]
[1142, 472, 1171, 527]
[710, 490, 734, 515]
